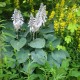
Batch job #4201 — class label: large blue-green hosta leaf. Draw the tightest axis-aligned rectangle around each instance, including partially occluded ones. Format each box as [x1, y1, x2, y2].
[48, 50, 69, 67]
[22, 61, 40, 74]
[43, 34, 57, 41]
[52, 39, 60, 48]
[31, 49, 47, 65]
[10, 38, 27, 51]
[16, 49, 29, 63]
[28, 38, 45, 48]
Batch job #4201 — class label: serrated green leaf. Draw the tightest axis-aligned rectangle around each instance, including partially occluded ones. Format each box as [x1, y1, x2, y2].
[68, 23, 77, 33]
[65, 36, 71, 44]
[28, 38, 45, 48]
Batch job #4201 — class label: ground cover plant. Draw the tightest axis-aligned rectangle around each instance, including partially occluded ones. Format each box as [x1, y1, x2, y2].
[0, 0, 80, 80]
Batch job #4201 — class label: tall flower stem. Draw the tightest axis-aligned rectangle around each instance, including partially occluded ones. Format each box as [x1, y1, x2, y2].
[33, 32, 35, 40]
[16, 31, 19, 40]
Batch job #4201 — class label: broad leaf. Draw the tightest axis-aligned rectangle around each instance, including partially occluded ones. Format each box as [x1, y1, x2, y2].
[28, 38, 45, 48]
[31, 49, 47, 65]
[10, 38, 27, 51]
[52, 50, 69, 63]
[22, 61, 40, 74]
[16, 49, 29, 63]
[48, 50, 69, 67]
[43, 34, 57, 41]
[52, 39, 60, 48]
[69, 70, 80, 77]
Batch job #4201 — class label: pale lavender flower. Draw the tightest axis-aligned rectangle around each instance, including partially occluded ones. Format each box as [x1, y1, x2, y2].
[36, 3, 47, 26]
[28, 3, 47, 33]
[11, 9, 24, 31]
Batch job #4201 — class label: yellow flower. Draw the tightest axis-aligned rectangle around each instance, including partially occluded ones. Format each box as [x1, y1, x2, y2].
[60, 21, 66, 27]
[72, 4, 77, 10]
[49, 11, 55, 20]
[67, 12, 73, 20]
[60, 13, 64, 18]
[59, 13, 64, 21]
[61, 0, 65, 7]
[73, 19, 77, 24]
[54, 20, 59, 31]
[56, 3, 59, 9]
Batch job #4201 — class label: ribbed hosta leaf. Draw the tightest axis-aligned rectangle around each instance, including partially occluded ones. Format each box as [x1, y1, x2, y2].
[28, 38, 45, 48]
[10, 38, 26, 51]
[31, 49, 47, 65]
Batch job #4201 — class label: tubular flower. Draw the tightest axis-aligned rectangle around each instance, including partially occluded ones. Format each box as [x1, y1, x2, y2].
[28, 3, 47, 33]
[36, 3, 47, 26]
[11, 9, 24, 31]
[28, 13, 40, 33]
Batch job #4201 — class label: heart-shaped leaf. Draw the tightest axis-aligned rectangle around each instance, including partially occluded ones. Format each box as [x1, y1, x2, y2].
[51, 50, 69, 64]
[31, 49, 47, 65]
[10, 38, 27, 51]
[47, 50, 69, 68]
[16, 49, 29, 63]
[28, 38, 45, 48]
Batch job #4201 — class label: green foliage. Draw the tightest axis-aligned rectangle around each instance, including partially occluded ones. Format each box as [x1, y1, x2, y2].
[0, 0, 80, 80]
[65, 36, 72, 44]
[10, 38, 27, 51]
[28, 38, 45, 48]
[31, 49, 47, 65]
[68, 23, 77, 33]
[0, 2, 6, 7]
[16, 49, 29, 63]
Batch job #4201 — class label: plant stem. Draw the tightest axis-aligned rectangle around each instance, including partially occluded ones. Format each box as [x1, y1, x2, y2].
[16, 31, 19, 40]
[33, 32, 35, 40]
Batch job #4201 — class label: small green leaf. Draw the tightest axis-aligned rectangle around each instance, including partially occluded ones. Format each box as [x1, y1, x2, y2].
[69, 70, 80, 77]
[57, 45, 66, 50]
[10, 38, 27, 51]
[65, 36, 71, 44]
[28, 38, 45, 48]
[68, 23, 77, 33]
[76, 9, 80, 16]
[61, 59, 70, 70]
[0, 2, 6, 7]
